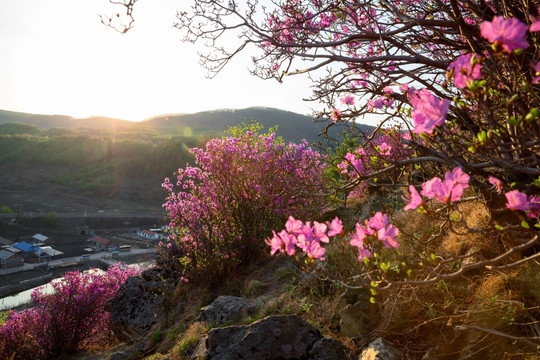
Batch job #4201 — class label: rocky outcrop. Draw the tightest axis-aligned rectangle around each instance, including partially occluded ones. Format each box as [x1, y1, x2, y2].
[338, 288, 379, 338]
[105, 267, 175, 341]
[196, 295, 256, 325]
[359, 338, 401, 360]
[192, 314, 349, 360]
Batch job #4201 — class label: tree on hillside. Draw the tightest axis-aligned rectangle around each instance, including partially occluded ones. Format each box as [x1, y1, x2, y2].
[105, 0, 540, 352]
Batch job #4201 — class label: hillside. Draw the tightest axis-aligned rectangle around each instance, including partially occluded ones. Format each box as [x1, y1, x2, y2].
[0, 109, 132, 130]
[0, 107, 373, 145]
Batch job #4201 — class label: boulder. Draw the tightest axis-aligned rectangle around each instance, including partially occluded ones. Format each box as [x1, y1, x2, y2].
[338, 288, 379, 338]
[192, 314, 349, 360]
[359, 338, 401, 360]
[196, 295, 256, 325]
[105, 267, 175, 341]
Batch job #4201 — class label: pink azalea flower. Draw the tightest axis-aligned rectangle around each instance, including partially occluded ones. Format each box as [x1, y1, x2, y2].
[528, 196, 540, 218]
[530, 20, 540, 32]
[350, 223, 367, 247]
[404, 185, 423, 210]
[368, 212, 388, 231]
[340, 95, 355, 105]
[432, 179, 463, 204]
[488, 176, 503, 193]
[448, 53, 482, 88]
[266, 230, 296, 255]
[410, 89, 450, 134]
[445, 167, 470, 188]
[383, 86, 394, 94]
[379, 142, 392, 156]
[331, 108, 342, 123]
[166, 242, 172, 249]
[312, 221, 330, 243]
[303, 240, 326, 260]
[505, 190, 531, 212]
[357, 246, 372, 261]
[421, 177, 443, 199]
[480, 16, 529, 52]
[285, 216, 304, 235]
[377, 224, 400, 248]
[327, 217, 343, 237]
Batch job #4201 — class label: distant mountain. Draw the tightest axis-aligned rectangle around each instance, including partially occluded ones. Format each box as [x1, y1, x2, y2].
[0, 107, 375, 144]
[0, 110, 132, 129]
[142, 107, 373, 144]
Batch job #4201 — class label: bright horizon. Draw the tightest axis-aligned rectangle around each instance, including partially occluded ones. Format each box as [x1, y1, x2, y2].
[0, 1, 316, 122]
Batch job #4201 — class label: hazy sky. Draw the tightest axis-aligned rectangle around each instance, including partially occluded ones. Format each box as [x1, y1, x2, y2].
[0, 0, 314, 121]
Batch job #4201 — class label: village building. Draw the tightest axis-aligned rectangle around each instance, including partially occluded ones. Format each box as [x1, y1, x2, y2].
[91, 237, 118, 252]
[0, 249, 24, 268]
[32, 233, 54, 246]
[0, 236, 12, 247]
[13, 241, 43, 263]
[138, 229, 159, 240]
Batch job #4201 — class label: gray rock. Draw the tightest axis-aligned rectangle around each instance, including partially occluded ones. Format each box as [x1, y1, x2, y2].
[338, 288, 379, 338]
[192, 314, 349, 360]
[196, 295, 256, 325]
[309, 337, 350, 360]
[359, 338, 401, 360]
[105, 267, 174, 341]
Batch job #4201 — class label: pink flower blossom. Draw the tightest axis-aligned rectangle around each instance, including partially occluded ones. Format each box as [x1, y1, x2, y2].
[266, 230, 296, 255]
[285, 216, 304, 235]
[448, 53, 482, 88]
[350, 223, 367, 247]
[505, 190, 531, 212]
[410, 89, 450, 134]
[378, 224, 400, 248]
[421, 177, 442, 199]
[340, 95, 355, 105]
[488, 176, 503, 193]
[312, 221, 330, 243]
[327, 217, 343, 236]
[167, 242, 172, 248]
[368, 212, 388, 231]
[530, 20, 540, 32]
[331, 108, 342, 123]
[404, 185, 423, 210]
[480, 16, 529, 52]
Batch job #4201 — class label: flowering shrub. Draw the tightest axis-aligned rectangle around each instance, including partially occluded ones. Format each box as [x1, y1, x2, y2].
[162, 128, 326, 287]
[0, 263, 140, 360]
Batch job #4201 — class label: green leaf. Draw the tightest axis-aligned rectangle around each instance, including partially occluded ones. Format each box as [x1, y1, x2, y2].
[370, 297, 376, 304]
[477, 131, 487, 143]
[430, 253, 436, 262]
[370, 288, 377, 296]
[521, 221, 530, 229]
[495, 224, 504, 230]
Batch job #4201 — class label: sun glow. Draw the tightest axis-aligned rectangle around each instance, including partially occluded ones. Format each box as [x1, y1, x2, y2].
[0, 0, 312, 121]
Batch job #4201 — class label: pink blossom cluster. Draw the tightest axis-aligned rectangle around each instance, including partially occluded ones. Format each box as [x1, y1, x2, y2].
[409, 89, 450, 134]
[0, 264, 140, 359]
[267, 212, 400, 262]
[448, 53, 483, 88]
[336, 128, 414, 201]
[505, 190, 540, 218]
[405, 167, 470, 209]
[162, 131, 326, 285]
[266, 216, 343, 260]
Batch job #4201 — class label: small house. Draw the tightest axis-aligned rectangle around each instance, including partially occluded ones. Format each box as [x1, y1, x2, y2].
[0, 236, 12, 247]
[91, 237, 117, 251]
[32, 233, 54, 246]
[139, 230, 159, 240]
[0, 249, 24, 268]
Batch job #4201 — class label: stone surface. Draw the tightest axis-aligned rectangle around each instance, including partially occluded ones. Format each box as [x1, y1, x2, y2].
[105, 267, 174, 341]
[196, 295, 257, 325]
[359, 338, 401, 360]
[338, 288, 379, 338]
[192, 314, 349, 360]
